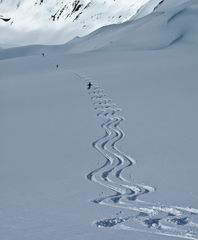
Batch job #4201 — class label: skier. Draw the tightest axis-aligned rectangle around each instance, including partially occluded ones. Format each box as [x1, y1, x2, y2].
[87, 82, 92, 90]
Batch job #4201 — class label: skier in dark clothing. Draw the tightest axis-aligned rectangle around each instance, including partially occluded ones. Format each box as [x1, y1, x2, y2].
[87, 82, 92, 90]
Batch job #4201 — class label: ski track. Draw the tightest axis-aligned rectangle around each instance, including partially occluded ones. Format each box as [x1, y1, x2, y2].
[76, 73, 198, 240]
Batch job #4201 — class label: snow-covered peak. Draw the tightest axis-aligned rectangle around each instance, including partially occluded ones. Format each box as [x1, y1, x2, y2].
[0, 0, 150, 26]
[0, 0, 157, 47]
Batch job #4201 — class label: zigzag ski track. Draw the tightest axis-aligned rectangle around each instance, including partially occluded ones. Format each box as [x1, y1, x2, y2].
[76, 74, 198, 240]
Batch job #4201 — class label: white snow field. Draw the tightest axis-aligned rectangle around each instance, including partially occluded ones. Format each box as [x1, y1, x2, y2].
[0, 0, 152, 48]
[0, 0, 198, 240]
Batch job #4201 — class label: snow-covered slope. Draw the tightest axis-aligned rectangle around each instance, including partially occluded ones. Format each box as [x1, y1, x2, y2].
[0, 0, 198, 240]
[0, 0, 159, 47]
[63, 0, 198, 53]
[1, 0, 197, 58]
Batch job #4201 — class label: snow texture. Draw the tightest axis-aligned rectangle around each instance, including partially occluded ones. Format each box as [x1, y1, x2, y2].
[0, 0, 152, 47]
[0, 0, 198, 239]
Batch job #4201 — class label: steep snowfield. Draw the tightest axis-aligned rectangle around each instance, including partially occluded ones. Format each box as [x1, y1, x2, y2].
[0, 0, 154, 47]
[1, 0, 198, 57]
[61, 0, 198, 52]
[0, 0, 198, 240]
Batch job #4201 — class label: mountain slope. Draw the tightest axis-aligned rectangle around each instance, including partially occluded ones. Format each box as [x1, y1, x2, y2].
[64, 0, 198, 53]
[0, 0, 198, 239]
[1, 0, 197, 58]
[0, 0, 160, 47]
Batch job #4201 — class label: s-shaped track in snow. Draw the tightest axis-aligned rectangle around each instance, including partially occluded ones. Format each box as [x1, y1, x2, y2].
[77, 74, 198, 240]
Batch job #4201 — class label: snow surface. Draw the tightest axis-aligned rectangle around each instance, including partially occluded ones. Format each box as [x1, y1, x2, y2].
[0, 0, 153, 48]
[0, 0, 198, 239]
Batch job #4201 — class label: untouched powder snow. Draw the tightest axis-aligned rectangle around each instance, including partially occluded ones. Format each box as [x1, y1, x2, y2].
[0, 0, 198, 239]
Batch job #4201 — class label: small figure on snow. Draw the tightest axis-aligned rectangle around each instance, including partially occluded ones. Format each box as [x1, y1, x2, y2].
[87, 82, 92, 90]
[56, 64, 59, 69]
[41, 53, 45, 57]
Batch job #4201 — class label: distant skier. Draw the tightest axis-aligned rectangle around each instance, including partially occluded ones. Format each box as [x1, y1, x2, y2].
[56, 64, 59, 69]
[87, 82, 92, 90]
[41, 53, 45, 57]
